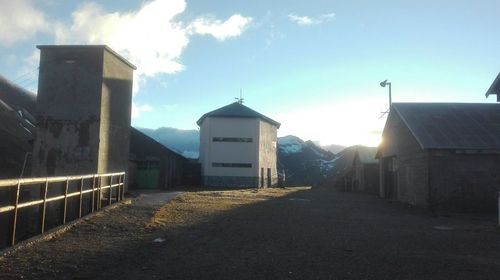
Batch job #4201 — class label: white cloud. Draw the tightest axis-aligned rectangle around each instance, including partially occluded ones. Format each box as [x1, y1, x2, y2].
[54, 0, 252, 80]
[189, 14, 253, 41]
[0, 0, 50, 46]
[50, 0, 252, 119]
[288, 13, 336, 26]
[132, 103, 153, 119]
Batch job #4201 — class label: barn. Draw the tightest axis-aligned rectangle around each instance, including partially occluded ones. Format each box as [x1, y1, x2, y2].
[377, 102, 500, 213]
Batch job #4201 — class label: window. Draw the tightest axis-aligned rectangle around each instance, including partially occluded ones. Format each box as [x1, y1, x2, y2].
[212, 137, 252, 143]
[212, 162, 252, 168]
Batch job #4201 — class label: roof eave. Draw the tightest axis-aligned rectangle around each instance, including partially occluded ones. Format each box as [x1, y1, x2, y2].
[485, 72, 500, 99]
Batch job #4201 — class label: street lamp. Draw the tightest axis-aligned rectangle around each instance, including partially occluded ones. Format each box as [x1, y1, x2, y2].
[380, 79, 392, 110]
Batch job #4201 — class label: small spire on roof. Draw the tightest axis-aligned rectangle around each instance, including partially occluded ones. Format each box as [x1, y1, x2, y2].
[235, 88, 244, 104]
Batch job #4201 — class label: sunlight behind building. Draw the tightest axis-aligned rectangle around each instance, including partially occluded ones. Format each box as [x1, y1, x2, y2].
[275, 98, 385, 147]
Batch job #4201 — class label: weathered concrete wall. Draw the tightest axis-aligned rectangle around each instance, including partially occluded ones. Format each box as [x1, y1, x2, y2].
[257, 120, 278, 187]
[33, 47, 103, 176]
[98, 49, 133, 174]
[32, 46, 134, 177]
[428, 152, 500, 212]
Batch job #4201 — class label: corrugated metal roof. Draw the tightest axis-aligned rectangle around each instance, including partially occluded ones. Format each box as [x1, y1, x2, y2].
[392, 103, 500, 150]
[196, 102, 281, 128]
[0, 74, 37, 113]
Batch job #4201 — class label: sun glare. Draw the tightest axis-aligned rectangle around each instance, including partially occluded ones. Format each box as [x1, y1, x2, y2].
[275, 99, 385, 147]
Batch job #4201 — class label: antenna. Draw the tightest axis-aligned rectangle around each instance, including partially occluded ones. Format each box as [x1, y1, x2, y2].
[235, 88, 244, 104]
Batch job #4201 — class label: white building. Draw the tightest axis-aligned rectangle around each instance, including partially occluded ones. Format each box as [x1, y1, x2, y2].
[197, 102, 281, 188]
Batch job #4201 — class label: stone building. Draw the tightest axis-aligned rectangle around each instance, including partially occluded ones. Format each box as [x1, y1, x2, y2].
[197, 102, 280, 188]
[377, 103, 500, 212]
[32, 45, 136, 176]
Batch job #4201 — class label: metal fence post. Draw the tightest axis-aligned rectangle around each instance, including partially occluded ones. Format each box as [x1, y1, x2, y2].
[98, 176, 102, 210]
[79, 178, 84, 218]
[63, 179, 69, 224]
[108, 175, 113, 206]
[121, 173, 126, 200]
[10, 181, 22, 246]
[91, 175, 96, 212]
[41, 179, 49, 233]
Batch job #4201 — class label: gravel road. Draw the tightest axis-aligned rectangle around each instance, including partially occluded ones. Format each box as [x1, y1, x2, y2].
[0, 187, 498, 280]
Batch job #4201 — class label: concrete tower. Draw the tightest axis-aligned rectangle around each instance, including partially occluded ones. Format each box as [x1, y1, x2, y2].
[32, 45, 136, 176]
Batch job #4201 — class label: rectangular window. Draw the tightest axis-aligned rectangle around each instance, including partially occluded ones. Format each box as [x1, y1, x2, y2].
[212, 162, 252, 168]
[212, 137, 252, 143]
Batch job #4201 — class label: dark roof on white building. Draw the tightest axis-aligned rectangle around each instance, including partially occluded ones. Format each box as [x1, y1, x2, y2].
[389, 102, 500, 150]
[197, 102, 281, 128]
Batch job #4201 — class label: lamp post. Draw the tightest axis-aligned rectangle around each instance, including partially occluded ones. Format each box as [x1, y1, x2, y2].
[380, 79, 392, 110]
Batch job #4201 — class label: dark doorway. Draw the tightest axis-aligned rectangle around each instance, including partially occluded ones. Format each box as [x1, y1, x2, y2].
[267, 168, 271, 187]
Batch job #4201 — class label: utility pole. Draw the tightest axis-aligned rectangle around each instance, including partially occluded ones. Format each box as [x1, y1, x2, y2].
[380, 79, 392, 109]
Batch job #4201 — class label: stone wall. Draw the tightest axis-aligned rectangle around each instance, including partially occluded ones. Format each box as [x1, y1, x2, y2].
[429, 151, 500, 212]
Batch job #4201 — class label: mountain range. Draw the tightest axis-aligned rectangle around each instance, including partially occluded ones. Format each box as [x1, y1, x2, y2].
[138, 127, 352, 186]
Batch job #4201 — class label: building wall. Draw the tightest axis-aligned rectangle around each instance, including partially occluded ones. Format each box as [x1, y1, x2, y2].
[98, 49, 133, 173]
[380, 112, 500, 212]
[199, 117, 281, 188]
[257, 120, 278, 187]
[428, 152, 500, 212]
[352, 161, 379, 195]
[379, 112, 429, 208]
[32, 46, 134, 177]
[33, 47, 104, 176]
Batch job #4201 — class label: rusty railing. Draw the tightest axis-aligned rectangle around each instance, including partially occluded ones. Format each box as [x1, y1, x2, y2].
[0, 172, 125, 247]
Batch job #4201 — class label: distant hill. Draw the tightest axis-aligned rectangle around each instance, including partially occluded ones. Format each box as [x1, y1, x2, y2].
[321, 143, 346, 154]
[136, 127, 200, 158]
[321, 145, 379, 188]
[278, 135, 336, 186]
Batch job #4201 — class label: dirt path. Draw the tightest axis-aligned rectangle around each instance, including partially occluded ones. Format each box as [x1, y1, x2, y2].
[0, 187, 499, 280]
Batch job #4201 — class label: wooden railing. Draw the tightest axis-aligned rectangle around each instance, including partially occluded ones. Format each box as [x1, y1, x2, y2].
[0, 172, 125, 248]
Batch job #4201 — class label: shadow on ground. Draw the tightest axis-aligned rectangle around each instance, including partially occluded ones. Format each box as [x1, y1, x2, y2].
[1, 187, 499, 280]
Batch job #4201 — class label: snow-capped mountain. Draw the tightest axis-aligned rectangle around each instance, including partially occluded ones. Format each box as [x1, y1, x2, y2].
[277, 135, 336, 186]
[137, 127, 200, 159]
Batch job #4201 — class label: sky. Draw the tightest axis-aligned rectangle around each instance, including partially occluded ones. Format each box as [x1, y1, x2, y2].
[1, 0, 499, 147]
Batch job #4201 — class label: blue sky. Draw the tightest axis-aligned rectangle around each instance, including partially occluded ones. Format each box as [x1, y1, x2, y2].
[1, 0, 499, 146]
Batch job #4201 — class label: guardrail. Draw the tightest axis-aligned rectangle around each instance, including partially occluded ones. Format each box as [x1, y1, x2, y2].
[0, 172, 125, 247]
